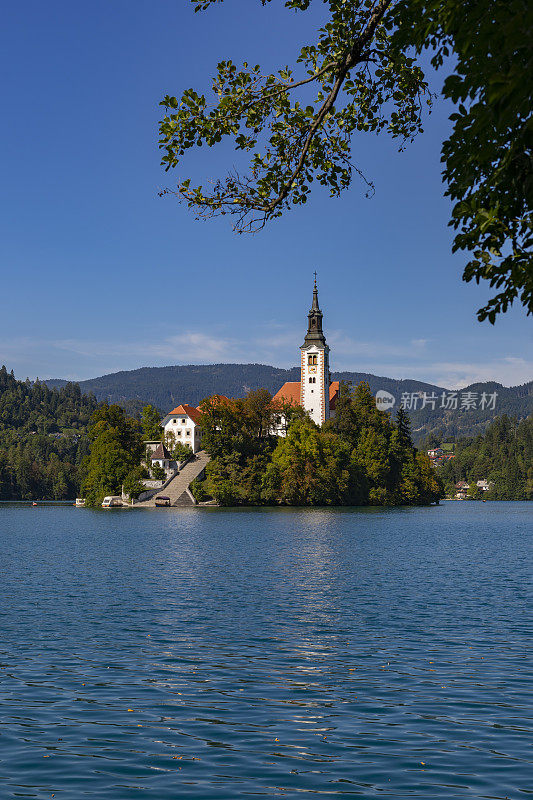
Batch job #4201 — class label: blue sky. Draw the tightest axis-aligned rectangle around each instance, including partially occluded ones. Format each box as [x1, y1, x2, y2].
[1, 0, 531, 389]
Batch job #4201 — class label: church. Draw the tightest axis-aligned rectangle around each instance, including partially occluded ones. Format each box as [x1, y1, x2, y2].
[157, 278, 339, 458]
[273, 277, 339, 426]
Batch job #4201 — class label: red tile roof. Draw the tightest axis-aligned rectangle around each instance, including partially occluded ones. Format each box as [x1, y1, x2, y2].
[167, 403, 203, 424]
[273, 382, 301, 405]
[329, 381, 340, 409]
[273, 380, 340, 410]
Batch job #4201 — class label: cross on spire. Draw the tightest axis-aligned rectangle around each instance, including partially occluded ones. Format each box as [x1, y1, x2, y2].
[302, 272, 325, 346]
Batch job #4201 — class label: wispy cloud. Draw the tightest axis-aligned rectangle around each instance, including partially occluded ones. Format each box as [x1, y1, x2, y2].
[328, 331, 430, 361]
[1, 330, 532, 389]
[363, 357, 533, 389]
[54, 332, 239, 363]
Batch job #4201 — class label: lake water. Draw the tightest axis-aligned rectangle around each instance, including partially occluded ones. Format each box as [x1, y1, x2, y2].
[0, 502, 531, 799]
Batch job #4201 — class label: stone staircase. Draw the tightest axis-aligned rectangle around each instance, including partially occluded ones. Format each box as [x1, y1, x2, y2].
[136, 450, 210, 507]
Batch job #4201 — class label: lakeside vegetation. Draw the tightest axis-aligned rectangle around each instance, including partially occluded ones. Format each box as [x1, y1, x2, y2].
[1, 364, 530, 506]
[437, 415, 533, 501]
[0, 366, 97, 500]
[80, 404, 147, 507]
[193, 382, 443, 507]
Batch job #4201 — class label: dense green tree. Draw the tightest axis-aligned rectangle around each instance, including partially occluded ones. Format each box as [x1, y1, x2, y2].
[81, 404, 144, 506]
[438, 413, 532, 500]
[198, 381, 443, 506]
[262, 417, 362, 505]
[396, 406, 414, 451]
[0, 366, 97, 500]
[150, 462, 167, 481]
[123, 465, 150, 500]
[199, 390, 280, 503]
[198, 390, 279, 460]
[324, 380, 358, 444]
[163, 431, 193, 462]
[158, 0, 532, 321]
[394, 0, 533, 322]
[141, 405, 163, 441]
[271, 397, 306, 435]
[190, 477, 211, 503]
[206, 452, 272, 505]
[467, 482, 484, 500]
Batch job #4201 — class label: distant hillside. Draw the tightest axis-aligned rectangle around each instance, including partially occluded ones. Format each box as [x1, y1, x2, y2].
[45, 363, 533, 444]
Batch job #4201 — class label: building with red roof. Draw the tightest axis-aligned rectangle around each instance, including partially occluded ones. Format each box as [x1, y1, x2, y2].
[273, 380, 340, 413]
[159, 279, 337, 445]
[161, 403, 204, 453]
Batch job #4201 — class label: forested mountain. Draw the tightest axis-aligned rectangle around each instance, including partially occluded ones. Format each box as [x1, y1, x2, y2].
[438, 414, 533, 500]
[0, 366, 97, 500]
[45, 363, 533, 443]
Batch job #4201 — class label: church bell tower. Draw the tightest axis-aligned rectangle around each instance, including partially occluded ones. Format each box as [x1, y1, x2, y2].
[300, 275, 330, 425]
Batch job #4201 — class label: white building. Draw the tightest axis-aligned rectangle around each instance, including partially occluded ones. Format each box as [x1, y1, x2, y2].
[273, 277, 339, 427]
[161, 404, 203, 453]
[150, 441, 174, 472]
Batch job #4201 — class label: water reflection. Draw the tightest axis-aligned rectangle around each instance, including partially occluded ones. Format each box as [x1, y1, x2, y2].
[0, 503, 531, 798]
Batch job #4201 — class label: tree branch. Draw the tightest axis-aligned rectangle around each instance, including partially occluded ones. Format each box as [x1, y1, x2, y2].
[264, 0, 394, 214]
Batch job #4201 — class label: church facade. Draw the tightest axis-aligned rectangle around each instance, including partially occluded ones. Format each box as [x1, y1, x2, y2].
[273, 279, 339, 426]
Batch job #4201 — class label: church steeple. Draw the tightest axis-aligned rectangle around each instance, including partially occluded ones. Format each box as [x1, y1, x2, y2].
[299, 273, 331, 426]
[302, 273, 326, 347]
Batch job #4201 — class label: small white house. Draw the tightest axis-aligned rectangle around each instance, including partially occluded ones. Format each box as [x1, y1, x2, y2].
[150, 442, 174, 472]
[161, 404, 203, 454]
[476, 479, 495, 492]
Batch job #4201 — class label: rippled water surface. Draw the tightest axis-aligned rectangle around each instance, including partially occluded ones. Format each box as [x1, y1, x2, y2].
[0, 502, 531, 799]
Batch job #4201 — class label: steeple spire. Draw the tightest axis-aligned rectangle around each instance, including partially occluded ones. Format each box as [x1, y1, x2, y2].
[302, 273, 326, 347]
[311, 271, 320, 311]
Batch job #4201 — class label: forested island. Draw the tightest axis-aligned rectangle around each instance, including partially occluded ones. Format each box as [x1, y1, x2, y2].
[1, 365, 531, 506]
[191, 383, 443, 506]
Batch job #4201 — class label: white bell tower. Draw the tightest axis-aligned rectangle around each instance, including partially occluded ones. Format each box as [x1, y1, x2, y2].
[300, 274, 330, 426]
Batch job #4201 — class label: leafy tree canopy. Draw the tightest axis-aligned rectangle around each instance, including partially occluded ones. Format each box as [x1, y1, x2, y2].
[438, 413, 533, 500]
[393, 0, 533, 322]
[158, 0, 532, 321]
[163, 434, 193, 463]
[0, 366, 97, 500]
[141, 405, 163, 441]
[81, 404, 145, 506]
[196, 382, 443, 505]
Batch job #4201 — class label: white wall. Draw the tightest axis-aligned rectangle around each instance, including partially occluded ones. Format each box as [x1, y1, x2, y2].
[300, 344, 330, 426]
[163, 414, 201, 453]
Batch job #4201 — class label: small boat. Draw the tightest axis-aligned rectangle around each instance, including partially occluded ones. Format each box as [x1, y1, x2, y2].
[75, 498, 86, 507]
[155, 495, 171, 507]
[102, 495, 123, 508]
[32, 501, 38, 506]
